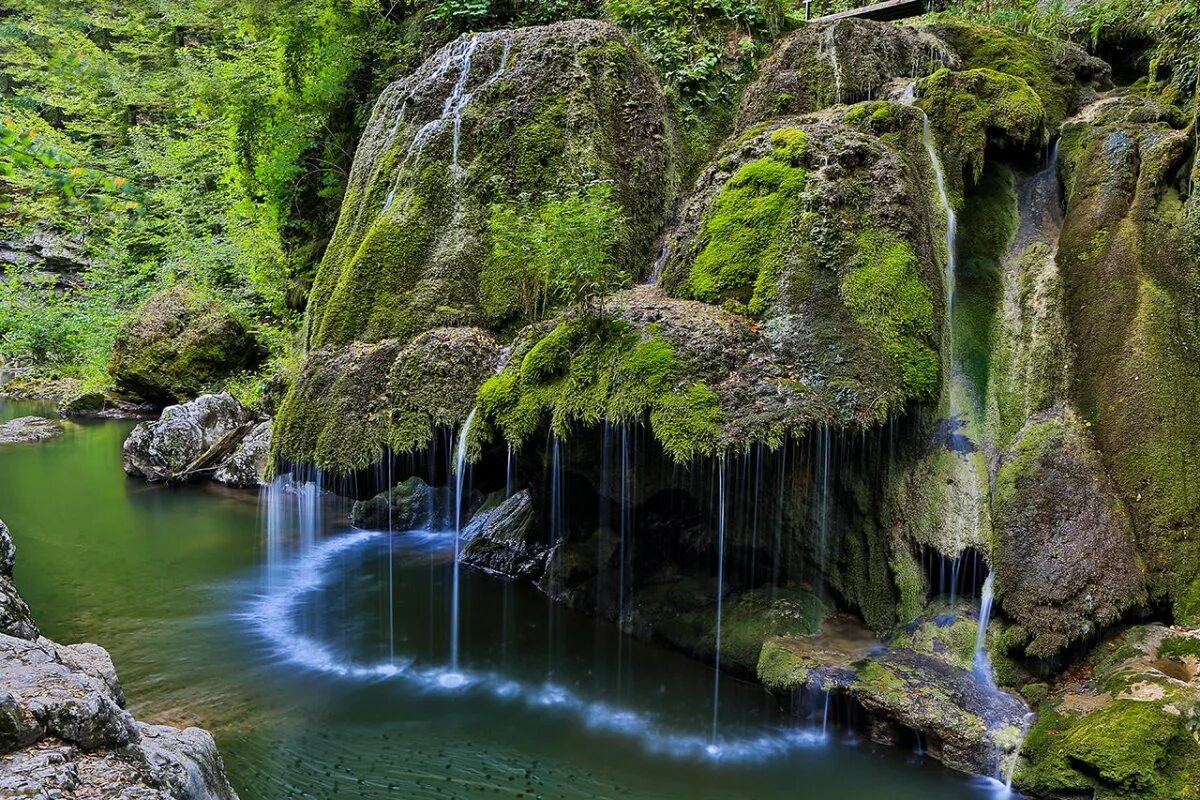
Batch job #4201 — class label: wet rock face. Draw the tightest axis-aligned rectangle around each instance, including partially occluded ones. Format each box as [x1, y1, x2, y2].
[213, 420, 272, 488]
[736, 18, 956, 129]
[0, 416, 62, 444]
[1015, 625, 1200, 800]
[460, 489, 547, 580]
[1054, 93, 1200, 623]
[108, 286, 264, 407]
[123, 392, 261, 484]
[992, 406, 1145, 659]
[305, 19, 675, 349]
[0, 519, 38, 642]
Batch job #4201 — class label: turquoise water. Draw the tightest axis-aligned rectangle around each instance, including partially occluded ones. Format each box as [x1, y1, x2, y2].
[0, 398, 1001, 799]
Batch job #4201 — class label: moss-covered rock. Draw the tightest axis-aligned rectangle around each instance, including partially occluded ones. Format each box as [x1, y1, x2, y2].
[736, 18, 956, 129]
[1015, 625, 1200, 800]
[274, 327, 499, 472]
[305, 20, 675, 348]
[108, 286, 263, 407]
[1055, 93, 1200, 622]
[992, 406, 1145, 659]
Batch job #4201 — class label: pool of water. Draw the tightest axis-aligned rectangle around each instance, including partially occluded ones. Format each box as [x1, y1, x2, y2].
[0, 398, 1008, 799]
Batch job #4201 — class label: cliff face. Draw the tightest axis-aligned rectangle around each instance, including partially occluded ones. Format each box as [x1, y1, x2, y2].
[0, 517, 240, 799]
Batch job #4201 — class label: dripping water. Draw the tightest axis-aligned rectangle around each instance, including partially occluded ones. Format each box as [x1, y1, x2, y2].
[708, 458, 728, 755]
[445, 407, 477, 686]
[973, 571, 996, 689]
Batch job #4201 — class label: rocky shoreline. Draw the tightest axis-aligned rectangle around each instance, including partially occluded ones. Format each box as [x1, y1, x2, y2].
[0, 518, 240, 799]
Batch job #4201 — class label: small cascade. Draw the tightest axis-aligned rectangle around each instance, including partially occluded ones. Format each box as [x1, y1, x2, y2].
[647, 240, 670, 284]
[708, 458, 728, 755]
[445, 407, 477, 686]
[825, 26, 843, 104]
[973, 571, 996, 688]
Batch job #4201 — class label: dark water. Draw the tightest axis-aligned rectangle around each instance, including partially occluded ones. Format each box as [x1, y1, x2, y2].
[0, 398, 1003, 799]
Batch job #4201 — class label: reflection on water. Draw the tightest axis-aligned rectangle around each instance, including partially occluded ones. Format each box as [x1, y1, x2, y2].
[0, 398, 1002, 799]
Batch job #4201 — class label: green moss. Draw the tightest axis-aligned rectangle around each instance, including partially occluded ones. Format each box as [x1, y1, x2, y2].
[757, 638, 810, 692]
[1158, 635, 1200, 660]
[477, 318, 724, 461]
[1065, 700, 1185, 791]
[840, 231, 939, 398]
[916, 67, 1045, 200]
[685, 132, 807, 311]
[853, 662, 907, 703]
[889, 617, 977, 670]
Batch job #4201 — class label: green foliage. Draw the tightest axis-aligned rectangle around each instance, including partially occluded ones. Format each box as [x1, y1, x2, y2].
[487, 182, 628, 320]
[685, 128, 807, 310]
[840, 231, 939, 398]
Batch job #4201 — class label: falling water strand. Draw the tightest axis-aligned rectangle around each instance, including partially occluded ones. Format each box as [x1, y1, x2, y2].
[973, 571, 996, 688]
[818, 424, 832, 575]
[826, 26, 843, 104]
[708, 458, 727, 754]
[387, 449, 395, 663]
[902, 84, 960, 430]
[446, 408, 477, 685]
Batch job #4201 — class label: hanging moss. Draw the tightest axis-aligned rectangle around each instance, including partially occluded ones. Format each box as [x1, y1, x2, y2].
[840, 231, 939, 399]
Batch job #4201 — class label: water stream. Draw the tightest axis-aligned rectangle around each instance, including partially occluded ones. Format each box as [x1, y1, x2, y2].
[0, 398, 1009, 799]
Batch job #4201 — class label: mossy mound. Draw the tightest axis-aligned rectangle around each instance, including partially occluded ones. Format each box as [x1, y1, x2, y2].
[305, 20, 675, 348]
[274, 327, 499, 472]
[1055, 93, 1200, 622]
[991, 405, 1145, 659]
[108, 285, 263, 407]
[923, 20, 1110, 132]
[736, 18, 956, 130]
[1016, 625, 1200, 800]
[654, 109, 943, 447]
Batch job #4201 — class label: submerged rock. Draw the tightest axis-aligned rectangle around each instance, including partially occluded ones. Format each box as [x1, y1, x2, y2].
[1015, 625, 1200, 800]
[460, 489, 547, 580]
[352, 476, 438, 531]
[109, 286, 263, 407]
[0, 415, 62, 444]
[123, 392, 256, 483]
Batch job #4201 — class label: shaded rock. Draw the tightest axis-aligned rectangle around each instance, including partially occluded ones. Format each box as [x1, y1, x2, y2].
[352, 476, 437, 531]
[58, 389, 155, 420]
[136, 722, 240, 800]
[123, 392, 254, 483]
[460, 489, 547, 580]
[736, 18, 956, 129]
[108, 286, 263, 406]
[213, 420, 272, 488]
[759, 613, 1029, 777]
[0, 416, 62, 444]
[1015, 625, 1200, 800]
[0, 518, 14, 576]
[0, 520, 38, 642]
[992, 405, 1145, 659]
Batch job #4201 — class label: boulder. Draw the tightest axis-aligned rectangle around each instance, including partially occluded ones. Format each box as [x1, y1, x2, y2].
[460, 489, 547, 580]
[123, 392, 254, 483]
[58, 389, 154, 419]
[0, 416, 62, 444]
[759, 612, 1029, 777]
[351, 476, 438, 531]
[108, 286, 263, 406]
[1015, 625, 1200, 800]
[0, 519, 37, 641]
[213, 420, 272, 488]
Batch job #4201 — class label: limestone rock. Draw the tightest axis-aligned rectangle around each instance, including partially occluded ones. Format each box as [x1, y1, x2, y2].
[460, 489, 547, 580]
[108, 286, 263, 406]
[0, 520, 38, 642]
[123, 392, 254, 483]
[0, 416, 63, 444]
[58, 390, 155, 420]
[213, 420, 272, 488]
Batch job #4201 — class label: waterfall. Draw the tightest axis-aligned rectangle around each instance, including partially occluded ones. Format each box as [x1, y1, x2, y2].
[825, 26, 843, 104]
[708, 458, 728, 755]
[445, 408, 477, 686]
[901, 84, 961, 432]
[817, 424, 832, 575]
[973, 571, 996, 688]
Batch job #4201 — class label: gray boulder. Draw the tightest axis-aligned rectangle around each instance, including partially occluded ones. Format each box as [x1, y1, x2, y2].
[0, 520, 37, 641]
[213, 420, 272, 488]
[123, 393, 254, 483]
[0, 416, 63, 445]
[461, 490, 548, 580]
[351, 477, 437, 531]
